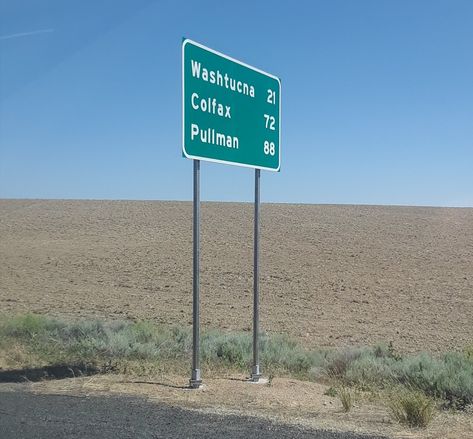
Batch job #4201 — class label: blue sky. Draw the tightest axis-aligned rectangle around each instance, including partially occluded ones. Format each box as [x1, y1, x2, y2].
[1, 0, 472, 206]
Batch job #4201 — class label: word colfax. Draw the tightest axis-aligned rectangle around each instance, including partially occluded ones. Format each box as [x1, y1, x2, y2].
[191, 93, 231, 118]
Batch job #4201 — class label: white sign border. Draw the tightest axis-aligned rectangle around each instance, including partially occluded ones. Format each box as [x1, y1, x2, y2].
[182, 38, 281, 172]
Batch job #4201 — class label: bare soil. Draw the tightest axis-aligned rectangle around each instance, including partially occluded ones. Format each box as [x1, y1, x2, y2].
[1, 199, 472, 353]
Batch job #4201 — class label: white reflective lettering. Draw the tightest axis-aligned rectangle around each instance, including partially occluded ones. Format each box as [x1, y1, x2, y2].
[191, 123, 199, 140]
[191, 93, 199, 110]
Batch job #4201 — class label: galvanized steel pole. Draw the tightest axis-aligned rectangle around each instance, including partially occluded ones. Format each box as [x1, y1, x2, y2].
[190, 159, 202, 388]
[251, 168, 261, 381]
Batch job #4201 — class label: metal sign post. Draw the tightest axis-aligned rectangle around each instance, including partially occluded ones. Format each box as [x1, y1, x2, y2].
[251, 168, 261, 381]
[189, 159, 202, 389]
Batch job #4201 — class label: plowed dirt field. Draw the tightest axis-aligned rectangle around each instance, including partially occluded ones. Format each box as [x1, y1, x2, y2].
[1, 199, 472, 353]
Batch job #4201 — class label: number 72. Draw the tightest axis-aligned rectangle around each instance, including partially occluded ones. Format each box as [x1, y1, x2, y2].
[264, 114, 276, 131]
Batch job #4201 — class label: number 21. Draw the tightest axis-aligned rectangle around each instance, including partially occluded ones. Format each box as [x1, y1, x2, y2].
[267, 89, 276, 105]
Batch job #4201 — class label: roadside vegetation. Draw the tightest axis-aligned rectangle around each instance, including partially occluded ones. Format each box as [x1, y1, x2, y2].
[1, 313, 473, 427]
[385, 387, 435, 428]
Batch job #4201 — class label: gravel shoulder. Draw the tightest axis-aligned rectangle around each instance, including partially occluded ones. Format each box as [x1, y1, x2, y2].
[2, 374, 472, 439]
[0, 386, 388, 439]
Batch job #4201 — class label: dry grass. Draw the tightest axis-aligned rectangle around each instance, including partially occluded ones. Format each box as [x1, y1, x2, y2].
[386, 388, 435, 428]
[338, 385, 356, 412]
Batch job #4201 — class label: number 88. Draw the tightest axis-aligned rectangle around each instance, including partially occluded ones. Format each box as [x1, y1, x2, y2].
[264, 141, 275, 156]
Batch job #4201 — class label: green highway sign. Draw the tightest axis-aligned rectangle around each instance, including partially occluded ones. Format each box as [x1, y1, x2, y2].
[182, 39, 281, 171]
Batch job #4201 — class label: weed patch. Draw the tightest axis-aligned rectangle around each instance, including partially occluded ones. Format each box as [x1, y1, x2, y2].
[338, 386, 356, 412]
[386, 388, 435, 428]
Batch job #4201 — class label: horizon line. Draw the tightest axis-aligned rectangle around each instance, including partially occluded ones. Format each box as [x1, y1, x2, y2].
[0, 197, 472, 209]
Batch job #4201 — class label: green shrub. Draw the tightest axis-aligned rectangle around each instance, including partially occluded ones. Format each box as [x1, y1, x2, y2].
[1, 313, 63, 338]
[260, 334, 314, 374]
[0, 315, 316, 376]
[393, 353, 473, 409]
[344, 354, 396, 388]
[324, 348, 365, 378]
[201, 331, 251, 367]
[327, 347, 473, 410]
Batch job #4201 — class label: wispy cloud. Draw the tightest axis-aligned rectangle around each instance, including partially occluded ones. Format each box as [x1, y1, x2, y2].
[0, 28, 54, 41]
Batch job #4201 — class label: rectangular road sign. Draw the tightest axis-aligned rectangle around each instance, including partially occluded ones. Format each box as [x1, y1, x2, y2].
[182, 39, 281, 171]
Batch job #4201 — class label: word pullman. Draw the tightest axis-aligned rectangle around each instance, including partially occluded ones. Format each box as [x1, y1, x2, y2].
[190, 123, 238, 149]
